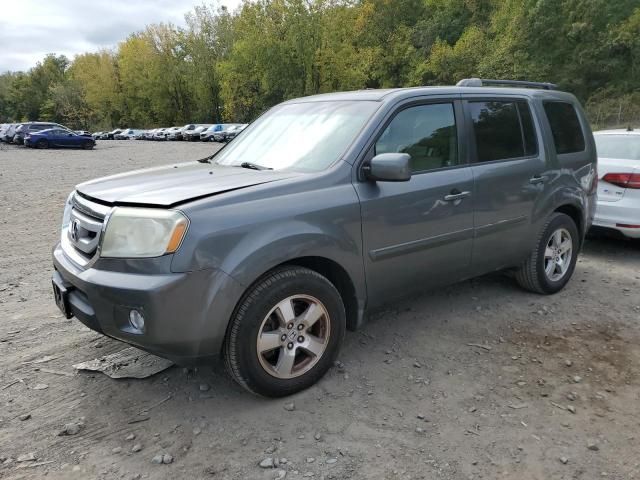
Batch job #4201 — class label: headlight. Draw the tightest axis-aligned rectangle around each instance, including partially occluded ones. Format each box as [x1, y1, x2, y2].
[101, 207, 189, 258]
[61, 192, 74, 233]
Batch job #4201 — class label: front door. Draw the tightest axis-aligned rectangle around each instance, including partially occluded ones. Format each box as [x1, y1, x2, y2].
[50, 129, 69, 147]
[463, 98, 549, 274]
[354, 100, 475, 305]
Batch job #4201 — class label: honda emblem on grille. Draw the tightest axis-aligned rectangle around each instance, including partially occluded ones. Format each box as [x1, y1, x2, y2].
[70, 219, 80, 242]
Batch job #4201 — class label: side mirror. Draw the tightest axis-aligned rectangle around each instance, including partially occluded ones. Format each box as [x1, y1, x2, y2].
[364, 153, 412, 182]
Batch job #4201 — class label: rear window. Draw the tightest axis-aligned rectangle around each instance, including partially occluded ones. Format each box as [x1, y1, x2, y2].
[470, 100, 538, 162]
[594, 134, 640, 161]
[543, 101, 585, 154]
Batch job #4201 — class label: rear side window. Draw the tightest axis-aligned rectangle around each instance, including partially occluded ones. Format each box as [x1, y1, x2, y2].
[543, 101, 585, 154]
[470, 100, 538, 162]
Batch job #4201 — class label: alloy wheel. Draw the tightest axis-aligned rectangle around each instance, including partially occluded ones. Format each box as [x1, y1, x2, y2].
[544, 228, 573, 282]
[256, 295, 331, 379]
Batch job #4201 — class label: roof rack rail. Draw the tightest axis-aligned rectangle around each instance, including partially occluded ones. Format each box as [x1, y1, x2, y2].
[456, 78, 558, 90]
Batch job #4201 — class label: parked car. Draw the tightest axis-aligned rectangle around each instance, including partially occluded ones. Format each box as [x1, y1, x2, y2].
[200, 124, 225, 141]
[105, 129, 123, 140]
[52, 78, 596, 397]
[0, 123, 12, 142]
[134, 130, 147, 140]
[178, 124, 197, 140]
[227, 124, 248, 142]
[13, 122, 67, 145]
[153, 128, 169, 140]
[1, 123, 18, 143]
[209, 124, 241, 142]
[25, 128, 95, 149]
[165, 127, 183, 140]
[115, 129, 141, 140]
[184, 124, 211, 141]
[75, 130, 92, 137]
[92, 131, 104, 139]
[216, 124, 247, 142]
[592, 128, 640, 238]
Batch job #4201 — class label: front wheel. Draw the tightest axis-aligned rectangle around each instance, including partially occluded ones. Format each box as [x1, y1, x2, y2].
[515, 212, 579, 294]
[36, 139, 48, 149]
[82, 141, 94, 150]
[224, 266, 346, 397]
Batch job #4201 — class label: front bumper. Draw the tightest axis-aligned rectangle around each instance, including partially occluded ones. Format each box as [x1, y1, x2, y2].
[52, 243, 246, 364]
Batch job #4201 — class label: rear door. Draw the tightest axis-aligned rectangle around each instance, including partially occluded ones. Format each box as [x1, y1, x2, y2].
[354, 99, 475, 304]
[463, 97, 550, 274]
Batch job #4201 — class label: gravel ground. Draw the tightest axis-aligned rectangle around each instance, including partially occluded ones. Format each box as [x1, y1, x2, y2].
[0, 140, 639, 480]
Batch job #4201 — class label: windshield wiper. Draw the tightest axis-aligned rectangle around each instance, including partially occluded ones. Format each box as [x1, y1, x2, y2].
[239, 162, 273, 171]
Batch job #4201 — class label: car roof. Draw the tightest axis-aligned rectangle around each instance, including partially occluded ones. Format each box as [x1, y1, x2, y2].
[594, 129, 640, 136]
[282, 85, 577, 105]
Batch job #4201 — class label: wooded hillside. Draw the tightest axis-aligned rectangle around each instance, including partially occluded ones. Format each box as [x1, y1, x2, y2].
[0, 0, 638, 129]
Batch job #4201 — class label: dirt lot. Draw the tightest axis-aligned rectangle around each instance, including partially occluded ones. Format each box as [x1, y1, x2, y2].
[1, 140, 639, 480]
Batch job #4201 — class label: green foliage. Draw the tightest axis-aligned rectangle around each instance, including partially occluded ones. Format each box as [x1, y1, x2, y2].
[0, 0, 638, 129]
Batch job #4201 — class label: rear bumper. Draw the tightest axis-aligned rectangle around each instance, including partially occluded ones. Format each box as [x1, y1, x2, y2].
[52, 243, 246, 364]
[593, 196, 640, 238]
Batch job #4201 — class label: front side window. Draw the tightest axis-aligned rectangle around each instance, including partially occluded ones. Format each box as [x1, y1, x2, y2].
[375, 103, 458, 172]
[544, 101, 585, 154]
[215, 101, 379, 172]
[470, 100, 538, 162]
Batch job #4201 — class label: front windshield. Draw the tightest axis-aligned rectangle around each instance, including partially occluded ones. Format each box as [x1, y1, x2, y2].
[595, 134, 640, 161]
[214, 100, 379, 171]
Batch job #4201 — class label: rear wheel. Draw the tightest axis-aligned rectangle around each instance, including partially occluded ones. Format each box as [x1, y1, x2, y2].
[36, 139, 48, 149]
[82, 141, 94, 150]
[516, 213, 579, 294]
[224, 266, 346, 397]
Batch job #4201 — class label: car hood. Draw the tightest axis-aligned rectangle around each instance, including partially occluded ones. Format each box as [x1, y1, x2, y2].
[76, 161, 301, 207]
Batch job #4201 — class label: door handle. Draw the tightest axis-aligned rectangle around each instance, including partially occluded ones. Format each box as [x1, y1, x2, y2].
[444, 190, 471, 202]
[529, 175, 546, 185]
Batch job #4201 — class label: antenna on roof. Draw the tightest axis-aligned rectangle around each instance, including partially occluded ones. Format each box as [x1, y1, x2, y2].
[457, 78, 558, 90]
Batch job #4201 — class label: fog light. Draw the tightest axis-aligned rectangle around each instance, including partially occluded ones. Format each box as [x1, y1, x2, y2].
[129, 309, 145, 331]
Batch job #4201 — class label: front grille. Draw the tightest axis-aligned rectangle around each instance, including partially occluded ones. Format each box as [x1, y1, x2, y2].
[61, 193, 111, 267]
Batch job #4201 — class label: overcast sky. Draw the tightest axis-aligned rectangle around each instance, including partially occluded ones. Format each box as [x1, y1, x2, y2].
[0, 0, 243, 73]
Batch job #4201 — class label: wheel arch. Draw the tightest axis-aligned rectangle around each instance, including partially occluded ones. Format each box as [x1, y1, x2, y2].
[554, 203, 584, 243]
[276, 256, 360, 332]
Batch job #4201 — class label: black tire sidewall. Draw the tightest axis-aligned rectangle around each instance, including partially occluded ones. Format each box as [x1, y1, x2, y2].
[228, 268, 345, 397]
[37, 140, 48, 149]
[535, 214, 579, 294]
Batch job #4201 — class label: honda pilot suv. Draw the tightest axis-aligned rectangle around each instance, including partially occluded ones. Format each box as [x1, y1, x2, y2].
[52, 79, 597, 397]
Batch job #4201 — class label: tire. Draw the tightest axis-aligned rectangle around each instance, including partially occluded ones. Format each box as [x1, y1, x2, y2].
[224, 266, 346, 397]
[36, 139, 48, 149]
[516, 212, 579, 294]
[82, 141, 94, 150]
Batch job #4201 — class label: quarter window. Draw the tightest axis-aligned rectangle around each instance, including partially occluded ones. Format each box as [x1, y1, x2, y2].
[543, 101, 585, 154]
[375, 103, 458, 173]
[470, 100, 538, 162]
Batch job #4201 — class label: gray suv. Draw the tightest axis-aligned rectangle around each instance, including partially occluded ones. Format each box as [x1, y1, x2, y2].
[52, 79, 597, 397]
